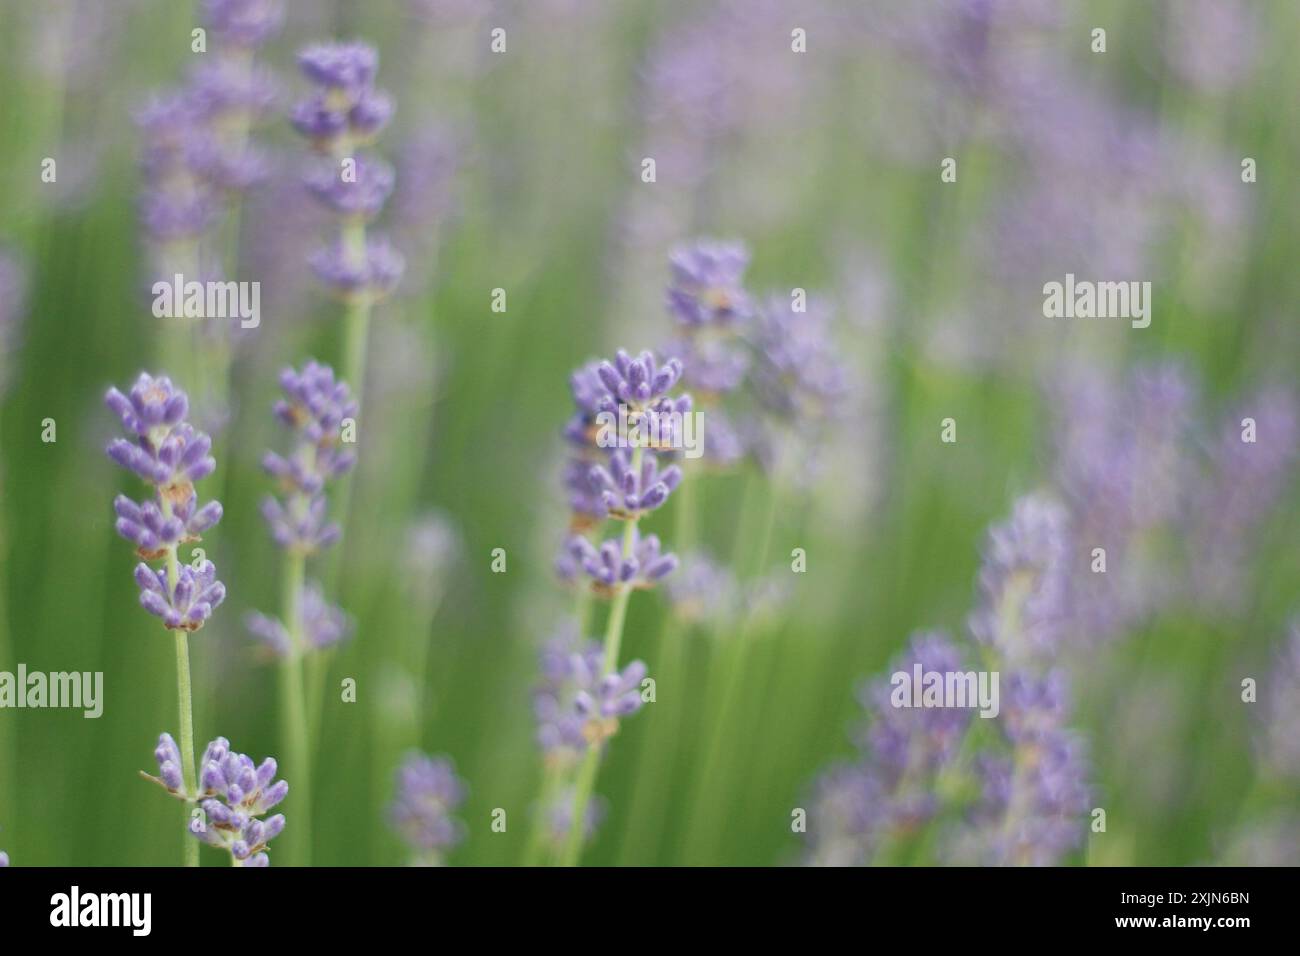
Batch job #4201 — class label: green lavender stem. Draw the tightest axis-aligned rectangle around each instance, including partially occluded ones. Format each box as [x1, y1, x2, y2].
[560, 449, 643, 866]
[278, 551, 313, 866]
[160, 499, 199, 867]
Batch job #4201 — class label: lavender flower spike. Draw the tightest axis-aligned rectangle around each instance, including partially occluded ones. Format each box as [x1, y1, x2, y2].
[188, 736, 288, 867]
[389, 752, 468, 865]
[260, 360, 356, 555]
[106, 373, 225, 634]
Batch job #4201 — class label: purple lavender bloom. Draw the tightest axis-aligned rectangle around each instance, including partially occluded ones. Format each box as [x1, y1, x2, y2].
[664, 551, 741, 627]
[1191, 388, 1298, 610]
[388, 752, 467, 864]
[135, 560, 227, 632]
[534, 625, 649, 762]
[309, 236, 405, 302]
[804, 632, 972, 866]
[575, 660, 648, 722]
[534, 626, 606, 764]
[201, 0, 285, 48]
[274, 360, 359, 444]
[245, 581, 352, 658]
[593, 349, 686, 410]
[585, 448, 682, 519]
[298, 43, 378, 95]
[951, 676, 1092, 867]
[543, 786, 606, 848]
[260, 494, 340, 554]
[187, 736, 288, 867]
[260, 361, 355, 555]
[749, 294, 850, 421]
[666, 240, 753, 328]
[304, 157, 395, 219]
[0, 850, 7, 867]
[114, 491, 223, 558]
[292, 43, 393, 153]
[967, 495, 1072, 664]
[562, 529, 678, 595]
[107, 374, 226, 633]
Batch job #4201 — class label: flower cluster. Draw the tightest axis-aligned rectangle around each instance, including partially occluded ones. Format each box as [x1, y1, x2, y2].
[1052, 363, 1297, 629]
[135, 1, 280, 264]
[558, 529, 678, 595]
[246, 581, 352, 659]
[804, 632, 973, 866]
[660, 239, 850, 472]
[149, 733, 287, 867]
[534, 626, 649, 768]
[557, 347, 686, 590]
[805, 496, 1094, 867]
[259, 361, 357, 555]
[292, 42, 403, 302]
[106, 374, 226, 632]
[967, 495, 1072, 665]
[388, 752, 467, 865]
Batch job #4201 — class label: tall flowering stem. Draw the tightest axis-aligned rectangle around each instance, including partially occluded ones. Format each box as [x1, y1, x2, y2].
[291, 41, 401, 440]
[250, 361, 356, 866]
[105, 374, 226, 866]
[554, 349, 686, 866]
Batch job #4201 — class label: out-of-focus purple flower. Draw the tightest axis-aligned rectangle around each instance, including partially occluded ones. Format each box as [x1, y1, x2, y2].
[749, 294, 850, 421]
[135, 560, 227, 632]
[664, 551, 741, 627]
[388, 752, 467, 864]
[273, 360, 360, 445]
[804, 632, 972, 866]
[298, 43, 378, 95]
[542, 786, 606, 848]
[1191, 388, 1298, 609]
[967, 495, 1072, 664]
[562, 529, 678, 595]
[950, 671, 1092, 866]
[309, 237, 405, 302]
[304, 157, 395, 219]
[534, 625, 649, 763]
[292, 42, 392, 153]
[185, 736, 288, 866]
[666, 240, 753, 328]
[246, 581, 352, 659]
[0, 850, 7, 867]
[202, 0, 285, 48]
[260, 361, 355, 555]
[1164, 0, 1258, 93]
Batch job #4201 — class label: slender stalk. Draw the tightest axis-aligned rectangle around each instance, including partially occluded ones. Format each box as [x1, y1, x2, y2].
[560, 448, 643, 866]
[278, 551, 312, 865]
[160, 499, 199, 867]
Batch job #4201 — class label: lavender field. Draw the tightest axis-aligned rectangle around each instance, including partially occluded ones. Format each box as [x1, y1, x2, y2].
[0, 0, 1297, 869]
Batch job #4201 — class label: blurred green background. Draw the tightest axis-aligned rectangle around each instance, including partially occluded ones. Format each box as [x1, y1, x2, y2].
[0, 0, 1297, 866]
